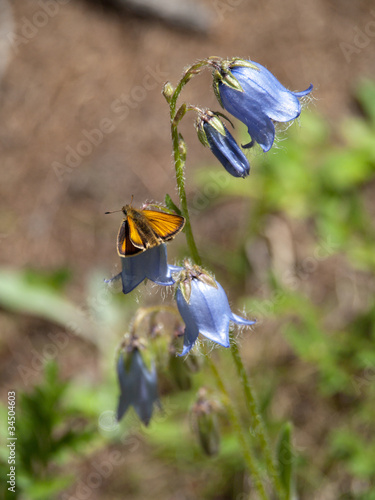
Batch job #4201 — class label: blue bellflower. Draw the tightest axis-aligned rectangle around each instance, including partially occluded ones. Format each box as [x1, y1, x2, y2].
[106, 244, 180, 294]
[214, 59, 313, 152]
[175, 266, 255, 355]
[117, 347, 159, 425]
[196, 111, 250, 178]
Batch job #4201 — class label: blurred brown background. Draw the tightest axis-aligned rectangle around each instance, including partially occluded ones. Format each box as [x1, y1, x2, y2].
[1, 0, 375, 498]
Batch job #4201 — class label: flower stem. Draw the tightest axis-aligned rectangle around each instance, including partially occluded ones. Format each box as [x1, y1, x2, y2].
[168, 59, 274, 498]
[170, 124, 201, 265]
[207, 356, 269, 500]
[169, 62, 211, 265]
[230, 339, 286, 499]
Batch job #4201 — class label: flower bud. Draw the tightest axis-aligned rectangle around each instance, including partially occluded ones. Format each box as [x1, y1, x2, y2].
[117, 339, 159, 426]
[195, 111, 250, 178]
[192, 388, 220, 456]
[162, 81, 174, 102]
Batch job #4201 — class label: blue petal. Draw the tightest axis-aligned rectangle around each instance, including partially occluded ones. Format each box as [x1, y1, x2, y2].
[133, 357, 158, 426]
[219, 87, 276, 152]
[176, 279, 234, 354]
[219, 61, 312, 152]
[230, 313, 256, 327]
[176, 288, 200, 356]
[120, 244, 175, 294]
[117, 350, 159, 425]
[188, 280, 231, 346]
[116, 354, 135, 420]
[231, 62, 312, 122]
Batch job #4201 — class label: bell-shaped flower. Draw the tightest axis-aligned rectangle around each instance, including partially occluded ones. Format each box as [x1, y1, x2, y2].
[213, 58, 313, 152]
[106, 243, 181, 294]
[196, 111, 250, 178]
[175, 263, 255, 355]
[117, 344, 159, 425]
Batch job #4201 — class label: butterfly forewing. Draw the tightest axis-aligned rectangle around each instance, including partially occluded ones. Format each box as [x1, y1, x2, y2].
[127, 215, 148, 248]
[141, 210, 185, 241]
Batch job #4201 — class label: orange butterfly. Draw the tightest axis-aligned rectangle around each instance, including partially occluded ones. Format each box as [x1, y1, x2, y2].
[106, 200, 185, 257]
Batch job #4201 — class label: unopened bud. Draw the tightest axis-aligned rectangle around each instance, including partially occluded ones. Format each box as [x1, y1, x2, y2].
[162, 81, 174, 102]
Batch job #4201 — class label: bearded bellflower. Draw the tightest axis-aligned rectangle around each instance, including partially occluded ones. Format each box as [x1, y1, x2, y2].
[106, 243, 181, 294]
[213, 58, 313, 152]
[175, 263, 255, 355]
[117, 343, 159, 425]
[196, 111, 250, 178]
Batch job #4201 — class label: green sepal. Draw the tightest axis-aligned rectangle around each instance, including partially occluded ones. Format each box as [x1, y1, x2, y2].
[276, 422, 295, 500]
[230, 58, 259, 71]
[208, 115, 226, 136]
[179, 279, 192, 304]
[196, 120, 210, 148]
[165, 194, 182, 216]
[213, 111, 235, 129]
[221, 70, 243, 92]
[173, 103, 187, 126]
[212, 72, 223, 107]
[197, 271, 218, 289]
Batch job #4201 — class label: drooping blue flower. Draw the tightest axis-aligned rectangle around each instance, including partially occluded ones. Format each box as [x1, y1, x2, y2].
[214, 59, 313, 152]
[196, 111, 250, 178]
[106, 243, 181, 294]
[117, 346, 159, 425]
[175, 264, 255, 355]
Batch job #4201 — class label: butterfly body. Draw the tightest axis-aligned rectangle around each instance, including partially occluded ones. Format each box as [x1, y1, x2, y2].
[114, 203, 185, 257]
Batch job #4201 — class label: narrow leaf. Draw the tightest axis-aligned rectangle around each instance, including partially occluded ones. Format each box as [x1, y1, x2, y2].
[276, 422, 295, 500]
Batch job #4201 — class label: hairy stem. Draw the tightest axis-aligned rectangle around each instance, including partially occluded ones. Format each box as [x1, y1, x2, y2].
[231, 339, 286, 499]
[208, 356, 269, 500]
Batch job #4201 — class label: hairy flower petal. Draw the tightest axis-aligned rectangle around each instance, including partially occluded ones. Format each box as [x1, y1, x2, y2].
[176, 277, 255, 355]
[218, 60, 313, 152]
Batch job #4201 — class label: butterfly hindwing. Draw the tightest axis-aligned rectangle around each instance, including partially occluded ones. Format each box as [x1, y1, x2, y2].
[141, 210, 185, 241]
[117, 220, 143, 257]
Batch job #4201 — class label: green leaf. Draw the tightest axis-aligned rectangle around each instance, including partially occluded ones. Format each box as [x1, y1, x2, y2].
[276, 422, 294, 499]
[165, 194, 182, 215]
[19, 474, 74, 500]
[356, 79, 375, 125]
[0, 268, 92, 340]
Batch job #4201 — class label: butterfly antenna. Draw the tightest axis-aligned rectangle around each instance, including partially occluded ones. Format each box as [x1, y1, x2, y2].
[105, 209, 123, 215]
